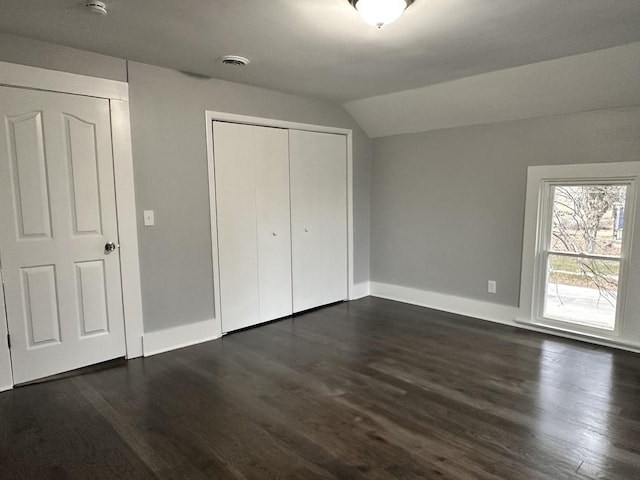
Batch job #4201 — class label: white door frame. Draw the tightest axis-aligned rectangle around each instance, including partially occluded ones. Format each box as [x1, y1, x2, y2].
[204, 111, 355, 337]
[0, 61, 144, 391]
[0, 267, 11, 391]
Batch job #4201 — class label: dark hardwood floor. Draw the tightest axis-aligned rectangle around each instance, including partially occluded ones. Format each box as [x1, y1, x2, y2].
[2, 297, 640, 479]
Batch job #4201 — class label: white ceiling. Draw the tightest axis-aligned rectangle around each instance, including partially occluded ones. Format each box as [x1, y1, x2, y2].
[1, 0, 639, 102]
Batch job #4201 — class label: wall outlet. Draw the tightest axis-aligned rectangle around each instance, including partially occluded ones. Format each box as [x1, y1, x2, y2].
[488, 280, 497, 294]
[143, 210, 155, 226]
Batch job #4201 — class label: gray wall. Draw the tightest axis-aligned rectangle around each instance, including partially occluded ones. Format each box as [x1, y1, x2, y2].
[0, 33, 126, 81]
[0, 36, 371, 334]
[128, 62, 371, 333]
[371, 106, 640, 306]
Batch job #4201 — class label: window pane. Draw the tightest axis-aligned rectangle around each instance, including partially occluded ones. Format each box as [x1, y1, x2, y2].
[550, 185, 627, 256]
[544, 254, 619, 330]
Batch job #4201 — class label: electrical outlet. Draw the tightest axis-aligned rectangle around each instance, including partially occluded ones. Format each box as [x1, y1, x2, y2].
[488, 280, 497, 294]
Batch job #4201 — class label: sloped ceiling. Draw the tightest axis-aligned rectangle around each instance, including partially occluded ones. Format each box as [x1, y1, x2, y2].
[0, 0, 639, 102]
[345, 42, 640, 138]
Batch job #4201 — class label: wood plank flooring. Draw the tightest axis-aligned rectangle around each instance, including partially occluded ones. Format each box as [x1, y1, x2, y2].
[2, 297, 640, 479]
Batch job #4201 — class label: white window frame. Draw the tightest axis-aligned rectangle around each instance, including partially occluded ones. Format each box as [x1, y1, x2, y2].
[519, 161, 640, 344]
[536, 180, 634, 337]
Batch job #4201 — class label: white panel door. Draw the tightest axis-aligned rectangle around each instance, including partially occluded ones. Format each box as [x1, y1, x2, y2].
[253, 126, 292, 322]
[213, 122, 292, 333]
[213, 122, 261, 333]
[0, 86, 125, 384]
[290, 130, 348, 312]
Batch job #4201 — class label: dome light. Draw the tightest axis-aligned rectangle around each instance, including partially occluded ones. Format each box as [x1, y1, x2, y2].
[349, 0, 414, 28]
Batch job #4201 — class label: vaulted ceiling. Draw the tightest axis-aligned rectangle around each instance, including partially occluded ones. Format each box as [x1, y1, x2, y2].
[1, 0, 639, 102]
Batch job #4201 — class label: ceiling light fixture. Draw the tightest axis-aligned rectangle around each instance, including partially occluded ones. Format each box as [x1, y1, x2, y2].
[349, 0, 414, 28]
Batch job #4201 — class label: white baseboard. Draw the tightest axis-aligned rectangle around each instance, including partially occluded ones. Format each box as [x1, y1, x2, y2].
[143, 318, 221, 357]
[370, 281, 640, 354]
[370, 282, 518, 326]
[350, 281, 371, 300]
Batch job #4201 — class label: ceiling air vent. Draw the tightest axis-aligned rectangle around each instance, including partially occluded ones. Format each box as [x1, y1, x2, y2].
[85, 1, 107, 15]
[221, 55, 250, 67]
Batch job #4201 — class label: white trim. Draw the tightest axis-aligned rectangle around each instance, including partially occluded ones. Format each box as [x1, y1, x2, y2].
[514, 318, 640, 354]
[350, 281, 371, 300]
[346, 134, 356, 299]
[204, 111, 352, 136]
[204, 111, 356, 333]
[0, 268, 13, 392]
[0, 61, 143, 385]
[110, 100, 145, 358]
[0, 61, 128, 101]
[204, 114, 223, 337]
[347, 134, 354, 302]
[142, 319, 220, 357]
[370, 281, 640, 354]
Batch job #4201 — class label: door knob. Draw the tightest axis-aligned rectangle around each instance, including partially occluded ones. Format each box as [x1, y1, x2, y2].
[105, 242, 119, 254]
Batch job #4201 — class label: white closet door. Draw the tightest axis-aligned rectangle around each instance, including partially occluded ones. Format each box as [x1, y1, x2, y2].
[254, 127, 292, 322]
[214, 122, 260, 333]
[290, 130, 348, 312]
[0, 86, 125, 384]
[213, 122, 292, 333]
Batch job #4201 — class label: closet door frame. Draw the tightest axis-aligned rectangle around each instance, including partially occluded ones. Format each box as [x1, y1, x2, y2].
[204, 111, 355, 335]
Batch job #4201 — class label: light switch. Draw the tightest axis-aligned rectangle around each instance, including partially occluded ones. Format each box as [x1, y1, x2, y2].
[143, 210, 155, 226]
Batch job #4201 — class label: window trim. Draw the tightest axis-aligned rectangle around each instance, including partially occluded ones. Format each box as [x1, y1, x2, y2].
[519, 162, 640, 344]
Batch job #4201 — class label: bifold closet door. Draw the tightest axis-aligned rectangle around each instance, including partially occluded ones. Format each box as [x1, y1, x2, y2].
[213, 122, 292, 333]
[253, 126, 293, 322]
[290, 130, 348, 312]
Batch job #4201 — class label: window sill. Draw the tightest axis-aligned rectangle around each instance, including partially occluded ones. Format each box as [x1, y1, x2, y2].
[514, 317, 640, 354]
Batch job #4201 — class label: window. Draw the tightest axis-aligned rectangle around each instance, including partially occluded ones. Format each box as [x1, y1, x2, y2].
[519, 162, 640, 341]
[540, 183, 628, 331]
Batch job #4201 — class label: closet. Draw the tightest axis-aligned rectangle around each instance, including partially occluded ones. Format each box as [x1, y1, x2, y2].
[212, 121, 347, 334]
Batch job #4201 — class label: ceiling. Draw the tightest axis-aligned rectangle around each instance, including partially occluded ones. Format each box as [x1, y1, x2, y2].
[1, 0, 639, 102]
